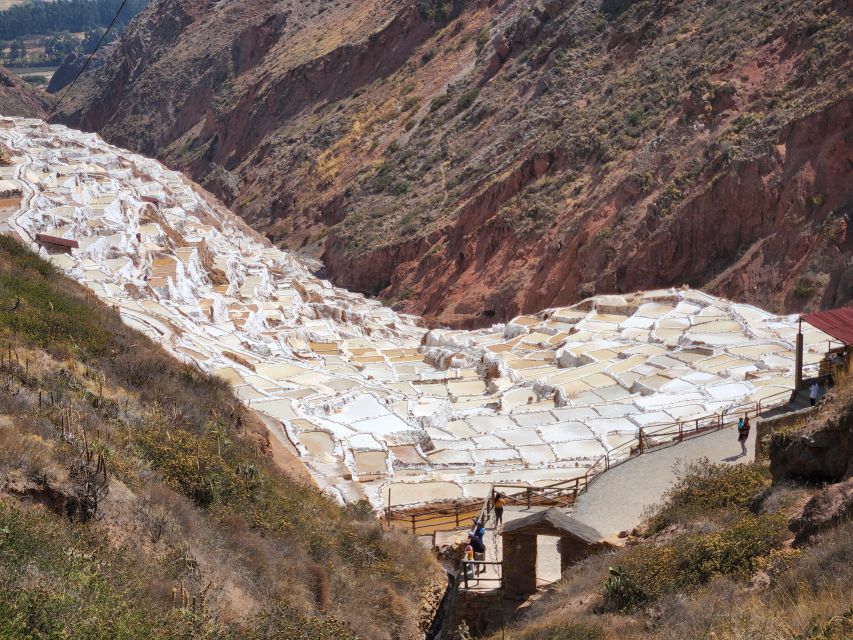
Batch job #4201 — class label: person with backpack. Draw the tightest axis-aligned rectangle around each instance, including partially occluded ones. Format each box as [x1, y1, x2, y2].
[472, 519, 486, 543]
[738, 415, 751, 456]
[467, 531, 486, 575]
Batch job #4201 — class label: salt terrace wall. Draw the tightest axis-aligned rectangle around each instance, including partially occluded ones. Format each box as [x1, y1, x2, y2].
[0, 117, 836, 510]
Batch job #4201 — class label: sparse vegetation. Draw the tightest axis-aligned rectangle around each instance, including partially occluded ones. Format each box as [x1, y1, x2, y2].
[794, 278, 817, 299]
[455, 88, 480, 112]
[53, 0, 853, 318]
[0, 237, 440, 638]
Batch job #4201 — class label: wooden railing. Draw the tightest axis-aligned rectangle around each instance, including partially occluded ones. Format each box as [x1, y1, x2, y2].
[386, 477, 584, 535]
[388, 388, 795, 540]
[459, 561, 502, 590]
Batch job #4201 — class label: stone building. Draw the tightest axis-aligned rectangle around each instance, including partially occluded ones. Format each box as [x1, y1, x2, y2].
[502, 507, 610, 598]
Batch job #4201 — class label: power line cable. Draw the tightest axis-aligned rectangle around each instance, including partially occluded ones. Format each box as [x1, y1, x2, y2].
[46, 0, 131, 122]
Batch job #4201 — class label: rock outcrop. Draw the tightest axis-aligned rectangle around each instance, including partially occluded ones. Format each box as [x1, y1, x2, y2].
[769, 409, 853, 483]
[789, 477, 853, 545]
[47, 52, 86, 94]
[56, 0, 853, 328]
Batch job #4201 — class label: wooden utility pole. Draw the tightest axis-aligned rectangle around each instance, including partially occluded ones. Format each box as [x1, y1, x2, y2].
[795, 317, 804, 392]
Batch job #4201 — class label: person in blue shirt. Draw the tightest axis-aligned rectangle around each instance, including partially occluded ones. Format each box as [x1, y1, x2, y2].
[473, 519, 486, 543]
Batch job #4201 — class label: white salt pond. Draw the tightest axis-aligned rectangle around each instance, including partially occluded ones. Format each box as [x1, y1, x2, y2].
[0, 116, 840, 511]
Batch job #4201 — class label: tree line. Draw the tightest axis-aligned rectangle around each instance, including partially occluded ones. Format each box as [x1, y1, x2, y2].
[0, 0, 149, 41]
[0, 31, 102, 64]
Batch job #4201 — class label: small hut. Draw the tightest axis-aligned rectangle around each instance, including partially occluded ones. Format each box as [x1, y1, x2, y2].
[502, 507, 609, 598]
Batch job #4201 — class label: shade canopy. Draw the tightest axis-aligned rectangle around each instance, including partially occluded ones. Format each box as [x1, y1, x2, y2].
[802, 307, 853, 347]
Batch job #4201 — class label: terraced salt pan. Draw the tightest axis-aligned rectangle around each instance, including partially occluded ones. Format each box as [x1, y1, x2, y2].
[0, 117, 839, 510]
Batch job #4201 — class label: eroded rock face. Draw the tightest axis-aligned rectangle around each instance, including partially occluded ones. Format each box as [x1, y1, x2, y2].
[789, 477, 853, 545]
[769, 415, 853, 483]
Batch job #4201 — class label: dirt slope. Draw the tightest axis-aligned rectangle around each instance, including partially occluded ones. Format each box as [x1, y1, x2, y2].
[0, 66, 51, 117]
[57, 0, 853, 327]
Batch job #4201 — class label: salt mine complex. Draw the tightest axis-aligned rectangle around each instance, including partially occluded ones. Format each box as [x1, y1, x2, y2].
[0, 117, 836, 512]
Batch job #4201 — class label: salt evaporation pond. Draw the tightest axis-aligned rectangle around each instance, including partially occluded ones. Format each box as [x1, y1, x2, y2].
[0, 117, 839, 510]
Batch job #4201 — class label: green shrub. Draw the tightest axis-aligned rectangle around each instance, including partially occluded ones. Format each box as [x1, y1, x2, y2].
[456, 88, 480, 112]
[401, 95, 420, 112]
[476, 26, 490, 52]
[647, 459, 770, 533]
[429, 93, 451, 112]
[794, 279, 816, 299]
[604, 513, 786, 611]
[626, 106, 644, 126]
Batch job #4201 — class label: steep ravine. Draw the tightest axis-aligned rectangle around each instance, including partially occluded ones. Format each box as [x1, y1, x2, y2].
[56, 0, 853, 328]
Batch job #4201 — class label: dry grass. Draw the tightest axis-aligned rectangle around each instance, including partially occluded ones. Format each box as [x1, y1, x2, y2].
[0, 236, 442, 639]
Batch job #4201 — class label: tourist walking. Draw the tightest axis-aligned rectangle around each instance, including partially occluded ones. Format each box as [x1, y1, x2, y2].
[810, 380, 820, 406]
[738, 416, 751, 456]
[468, 531, 486, 575]
[493, 493, 506, 527]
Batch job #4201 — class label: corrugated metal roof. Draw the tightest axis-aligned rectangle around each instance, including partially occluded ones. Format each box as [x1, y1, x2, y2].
[802, 307, 853, 346]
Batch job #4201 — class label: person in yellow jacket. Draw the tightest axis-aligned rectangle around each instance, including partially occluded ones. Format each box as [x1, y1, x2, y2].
[493, 493, 506, 526]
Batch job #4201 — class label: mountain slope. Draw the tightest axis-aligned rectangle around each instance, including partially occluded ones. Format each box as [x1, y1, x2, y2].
[57, 0, 853, 327]
[0, 66, 51, 117]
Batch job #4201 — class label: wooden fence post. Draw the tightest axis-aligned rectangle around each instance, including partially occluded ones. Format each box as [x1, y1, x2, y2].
[411, 514, 416, 535]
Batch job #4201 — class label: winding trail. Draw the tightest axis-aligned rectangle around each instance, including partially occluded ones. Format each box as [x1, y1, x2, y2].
[572, 425, 758, 538]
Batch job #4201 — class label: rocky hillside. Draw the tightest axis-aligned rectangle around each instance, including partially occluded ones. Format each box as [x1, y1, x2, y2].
[0, 235, 442, 639]
[0, 66, 50, 117]
[56, 0, 853, 327]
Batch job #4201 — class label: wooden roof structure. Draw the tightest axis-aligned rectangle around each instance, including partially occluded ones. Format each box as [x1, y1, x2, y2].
[35, 233, 79, 249]
[501, 507, 605, 543]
